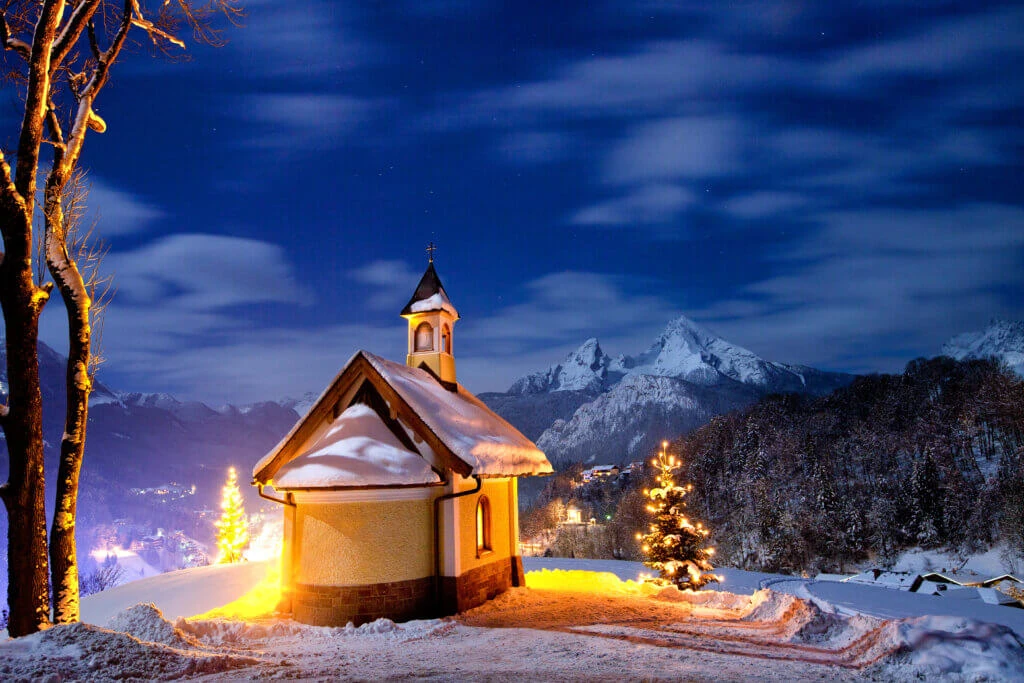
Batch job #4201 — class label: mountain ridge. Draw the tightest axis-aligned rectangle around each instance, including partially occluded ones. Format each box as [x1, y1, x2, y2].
[486, 314, 854, 467]
[942, 319, 1024, 376]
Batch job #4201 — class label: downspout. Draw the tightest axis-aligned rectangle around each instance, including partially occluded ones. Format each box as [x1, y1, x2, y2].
[433, 475, 482, 612]
[256, 482, 294, 508]
[256, 483, 296, 614]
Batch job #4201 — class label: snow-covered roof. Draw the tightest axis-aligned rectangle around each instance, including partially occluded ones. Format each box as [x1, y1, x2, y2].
[400, 262, 459, 317]
[409, 292, 457, 317]
[363, 353, 552, 477]
[273, 404, 441, 489]
[253, 351, 552, 483]
[844, 569, 921, 591]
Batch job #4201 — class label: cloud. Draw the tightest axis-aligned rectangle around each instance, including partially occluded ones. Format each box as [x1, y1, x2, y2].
[433, 40, 802, 127]
[604, 117, 743, 185]
[102, 323, 406, 405]
[236, 94, 378, 151]
[693, 203, 1024, 372]
[227, 0, 375, 78]
[41, 233, 321, 402]
[721, 191, 808, 219]
[497, 131, 571, 164]
[105, 233, 308, 310]
[825, 6, 1024, 89]
[350, 259, 421, 310]
[86, 179, 163, 237]
[464, 271, 678, 348]
[571, 184, 695, 228]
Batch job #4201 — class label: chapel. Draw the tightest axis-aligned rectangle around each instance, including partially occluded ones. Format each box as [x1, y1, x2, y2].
[252, 253, 552, 626]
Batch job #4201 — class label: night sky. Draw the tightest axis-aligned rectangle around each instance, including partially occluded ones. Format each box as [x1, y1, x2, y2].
[9, 0, 1024, 403]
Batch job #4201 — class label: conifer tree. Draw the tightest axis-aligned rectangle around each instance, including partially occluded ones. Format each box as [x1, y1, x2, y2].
[910, 450, 944, 547]
[640, 442, 720, 589]
[215, 467, 249, 564]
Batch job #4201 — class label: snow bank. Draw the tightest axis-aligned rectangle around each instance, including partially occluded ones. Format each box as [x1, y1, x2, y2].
[874, 616, 1024, 680]
[0, 609, 258, 681]
[80, 560, 270, 625]
[107, 603, 198, 647]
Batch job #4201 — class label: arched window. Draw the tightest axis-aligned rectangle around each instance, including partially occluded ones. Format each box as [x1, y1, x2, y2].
[414, 321, 433, 351]
[441, 324, 451, 354]
[475, 496, 492, 555]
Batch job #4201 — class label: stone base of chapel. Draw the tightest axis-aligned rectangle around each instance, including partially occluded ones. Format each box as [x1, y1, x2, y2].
[438, 555, 524, 615]
[290, 556, 524, 627]
[292, 576, 435, 626]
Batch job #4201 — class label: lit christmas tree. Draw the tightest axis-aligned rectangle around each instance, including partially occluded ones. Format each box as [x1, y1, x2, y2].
[215, 467, 249, 564]
[639, 442, 720, 590]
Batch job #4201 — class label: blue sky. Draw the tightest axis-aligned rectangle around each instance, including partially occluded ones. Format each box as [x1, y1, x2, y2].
[9, 0, 1024, 403]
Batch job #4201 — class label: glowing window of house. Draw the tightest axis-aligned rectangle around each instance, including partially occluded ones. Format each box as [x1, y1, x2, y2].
[441, 324, 452, 354]
[476, 496, 492, 554]
[414, 322, 433, 351]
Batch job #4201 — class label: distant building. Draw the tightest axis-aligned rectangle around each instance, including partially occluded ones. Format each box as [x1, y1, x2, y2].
[565, 507, 583, 525]
[620, 461, 646, 476]
[581, 465, 620, 482]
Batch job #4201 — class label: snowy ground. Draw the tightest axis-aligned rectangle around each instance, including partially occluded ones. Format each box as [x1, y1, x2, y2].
[2, 558, 1023, 681]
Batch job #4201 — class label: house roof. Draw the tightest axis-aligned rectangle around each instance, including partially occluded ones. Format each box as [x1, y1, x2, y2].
[253, 351, 552, 485]
[400, 262, 458, 317]
[273, 404, 442, 489]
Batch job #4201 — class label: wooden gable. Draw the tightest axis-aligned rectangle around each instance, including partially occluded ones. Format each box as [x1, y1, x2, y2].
[253, 352, 473, 485]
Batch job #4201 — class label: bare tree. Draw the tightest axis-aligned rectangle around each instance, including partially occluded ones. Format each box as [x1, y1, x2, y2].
[45, 171, 113, 625]
[0, 0, 240, 636]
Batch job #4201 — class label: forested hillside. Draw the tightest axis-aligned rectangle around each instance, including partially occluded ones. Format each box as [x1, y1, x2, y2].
[526, 357, 1024, 575]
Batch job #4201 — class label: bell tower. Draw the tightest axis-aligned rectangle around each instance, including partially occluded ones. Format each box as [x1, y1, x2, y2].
[401, 244, 459, 387]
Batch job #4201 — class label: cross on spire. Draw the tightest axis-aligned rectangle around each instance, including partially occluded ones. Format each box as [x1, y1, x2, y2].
[426, 241, 437, 263]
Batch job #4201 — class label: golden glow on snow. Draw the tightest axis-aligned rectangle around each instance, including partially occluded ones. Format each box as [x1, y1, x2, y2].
[189, 561, 282, 621]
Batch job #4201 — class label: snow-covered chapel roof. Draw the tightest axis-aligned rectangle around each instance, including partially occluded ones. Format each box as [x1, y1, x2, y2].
[253, 351, 552, 487]
[400, 262, 458, 317]
[273, 403, 442, 489]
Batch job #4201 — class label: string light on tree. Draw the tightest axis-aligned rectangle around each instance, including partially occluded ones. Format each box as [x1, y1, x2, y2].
[215, 467, 249, 564]
[638, 441, 720, 590]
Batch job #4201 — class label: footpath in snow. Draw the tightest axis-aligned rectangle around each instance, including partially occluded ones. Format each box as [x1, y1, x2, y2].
[1, 558, 1022, 681]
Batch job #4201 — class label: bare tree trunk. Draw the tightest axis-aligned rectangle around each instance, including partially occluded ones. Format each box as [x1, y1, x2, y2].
[0, 0, 66, 637]
[0, 0, 237, 634]
[0, 204, 53, 637]
[44, 182, 92, 624]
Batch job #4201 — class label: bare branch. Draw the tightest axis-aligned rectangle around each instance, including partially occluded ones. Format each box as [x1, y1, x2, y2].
[131, 0, 185, 49]
[1, 11, 31, 60]
[46, 99, 66, 148]
[13, 0, 66, 207]
[50, 0, 101, 72]
[86, 18, 100, 60]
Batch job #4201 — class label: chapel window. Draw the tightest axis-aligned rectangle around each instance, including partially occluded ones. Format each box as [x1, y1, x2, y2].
[476, 496, 492, 555]
[414, 322, 433, 351]
[441, 324, 452, 354]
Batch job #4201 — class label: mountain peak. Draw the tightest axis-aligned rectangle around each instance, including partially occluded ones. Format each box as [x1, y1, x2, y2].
[509, 313, 852, 397]
[942, 319, 1024, 376]
[508, 338, 611, 395]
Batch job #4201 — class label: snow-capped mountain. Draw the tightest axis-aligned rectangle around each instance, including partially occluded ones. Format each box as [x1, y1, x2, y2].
[610, 316, 846, 393]
[484, 315, 853, 467]
[942, 319, 1024, 376]
[509, 338, 618, 395]
[536, 374, 761, 467]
